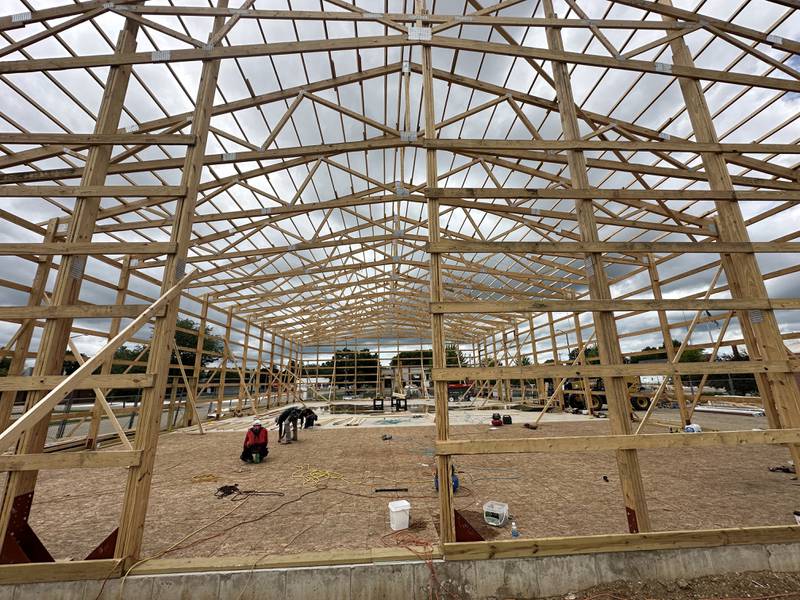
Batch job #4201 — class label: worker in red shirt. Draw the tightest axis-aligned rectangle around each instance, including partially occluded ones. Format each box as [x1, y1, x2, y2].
[240, 419, 269, 463]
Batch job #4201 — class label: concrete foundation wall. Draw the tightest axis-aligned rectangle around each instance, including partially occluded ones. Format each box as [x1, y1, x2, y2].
[4, 542, 799, 600]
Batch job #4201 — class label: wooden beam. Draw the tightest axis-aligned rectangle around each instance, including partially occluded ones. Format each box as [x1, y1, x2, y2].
[0, 559, 123, 585]
[442, 525, 800, 561]
[436, 428, 800, 456]
[0, 134, 194, 145]
[0, 242, 175, 256]
[0, 273, 190, 453]
[431, 299, 800, 314]
[426, 188, 800, 201]
[0, 186, 185, 197]
[0, 15, 145, 561]
[115, 4, 227, 564]
[662, 0, 800, 469]
[0, 374, 153, 392]
[0, 305, 161, 320]
[428, 241, 800, 254]
[432, 360, 800, 381]
[542, 0, 650, 533]
[0, 451, 141, 472]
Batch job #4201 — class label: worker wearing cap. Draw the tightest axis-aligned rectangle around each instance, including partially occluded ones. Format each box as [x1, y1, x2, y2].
[240, 419, 269, 463]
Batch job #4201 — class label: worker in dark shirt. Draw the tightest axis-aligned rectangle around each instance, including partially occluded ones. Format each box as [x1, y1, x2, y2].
[299, 408, 318, 429]
[240, 420, 268, 463]
[276, 407, 302, 443]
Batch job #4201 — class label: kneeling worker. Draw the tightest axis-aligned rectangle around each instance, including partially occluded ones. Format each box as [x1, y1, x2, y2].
[240, 419, 269, 463]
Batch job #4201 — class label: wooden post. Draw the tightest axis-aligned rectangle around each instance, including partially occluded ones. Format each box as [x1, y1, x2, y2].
[0, 220, 56, 432]
[330, 336, 338, 402]
[218, 307, 232, 417]
[255, 322, 264, 410]
[86, 255, 132, 449]
[0, 16, 141, 561]
[573, 309, 593, 415]
[648, 255, 689, 425]
[267, 333, 276, 408]
[240, 318, 250, 411]
[277, 336, 286, 405]
[115, 4, 228, 563]
[663, 1, 800, 468]
[547, 313, 564, 409]
[513, 325, 525, 403]
[543, 0, 650, 532]
[167, 380, 177, 432]
[188, 294, 209, 427]
[529, 314, 545, 403]
[375, 339, 381, 398]
[420, 0, 455, 545]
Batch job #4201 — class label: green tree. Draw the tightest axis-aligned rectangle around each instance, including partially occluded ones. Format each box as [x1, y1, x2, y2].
[629, 339, 707, 364]
[568, 345, 600, 363]
[111, 318, 223, 378]
[388, 345, 465, 368]
[511, 355, 531, 385]
[319, 348, 379, 387]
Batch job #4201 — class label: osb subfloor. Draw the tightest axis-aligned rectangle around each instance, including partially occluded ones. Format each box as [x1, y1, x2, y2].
[24, 413, 799, 561]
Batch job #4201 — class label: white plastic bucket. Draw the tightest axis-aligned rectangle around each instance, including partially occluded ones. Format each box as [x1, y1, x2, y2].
[388, 499, 411, 531]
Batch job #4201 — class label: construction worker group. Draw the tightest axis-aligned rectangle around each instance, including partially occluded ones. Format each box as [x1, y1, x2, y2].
[240, 406, 318, 463]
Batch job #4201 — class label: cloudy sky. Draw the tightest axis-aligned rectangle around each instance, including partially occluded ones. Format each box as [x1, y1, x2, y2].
[0, 0, 798, 370]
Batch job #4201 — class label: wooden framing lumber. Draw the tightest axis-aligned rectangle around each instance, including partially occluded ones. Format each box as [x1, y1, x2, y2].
[0, 374, 153, 392]
[435, 429, 800, 456]
[431, 299, 800, 314]
[0, 451, 141, 472]
[431, 360, 800, 381]
[542, 0, 650, 532]
[0, 305, 160, 320]
[1, 0, 800, 570]
[442, 525, 800, 561]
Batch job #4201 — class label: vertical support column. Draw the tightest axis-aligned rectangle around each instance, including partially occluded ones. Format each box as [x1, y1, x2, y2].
[662, 1, 800, 464]
[375, 339, 382, 398]
[167, 382, 178, 432]
[115, 3, 228, 563]
[419, 0, 454, 545]
[292, 340, 300, 403]
[277, 336, 286, 405]
[490, 335, 499, 401]
[267, 333, 276, 408]
[354, 337, 359, 398]
[188, 294, 209, 426]
[513, 325, 524, 402]
[330, 336, 338, 402]
[0, 220, 57, 433]
[255, 323, 265, 410]
[218, 307, 232, 416]
[241, 318, 251, 411]
[648, 255, 689, 425]
[529, 314, 545, 403]
[547, 313, 564, 409]
[0, 17, 141, 562]
[86, 255, 132, 449]
[503, 331, 514, 403]
[572, 310, 593, 414]
[543, 0, 650, 532]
